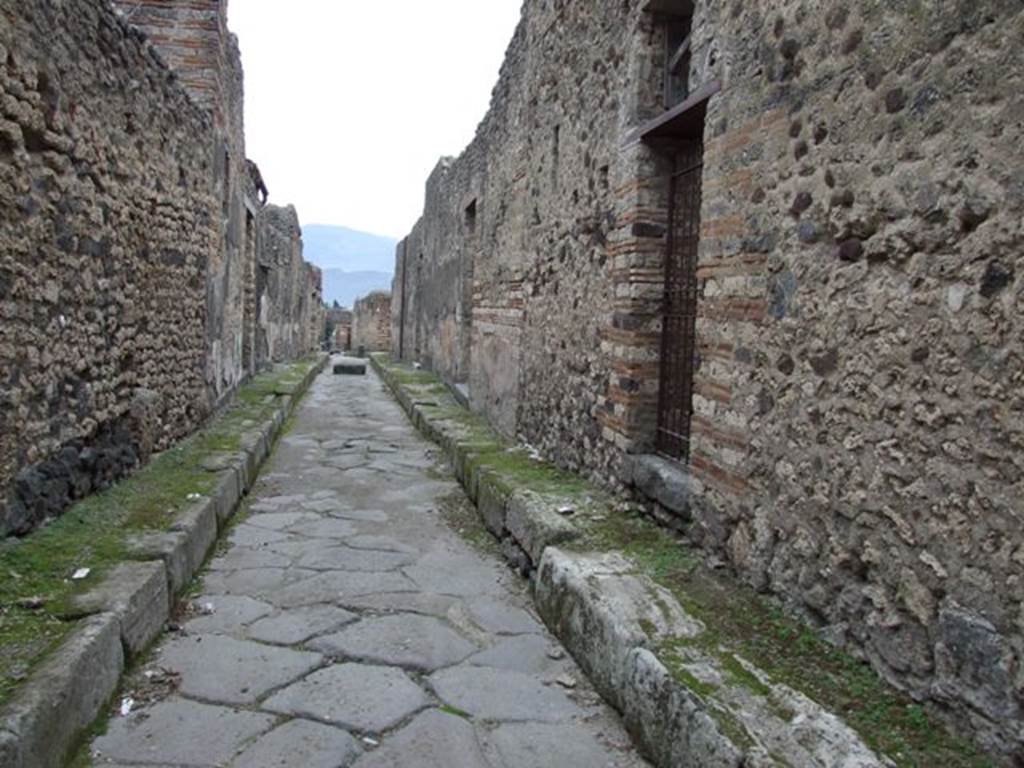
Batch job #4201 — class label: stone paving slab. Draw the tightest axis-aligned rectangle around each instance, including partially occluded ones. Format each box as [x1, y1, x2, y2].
[467, 634, 572, 676]
[91, 698, 275, 766]
[264, 663, 428, 732]
[310, 613, 478, 671]
[247, 604, 359, 645]
[230, 719, 361, 768]
[81, 360, 649, 768]
[202, 565, 318, 598]
[157, 634, 322, 705]
[465, 596, 543, 635]
[183, 595, 274, 634]
[429, 665, 584, 723]
[485, 721, 635, 768]
[354, 709, 489, 768]
[268, 570, 417, 608]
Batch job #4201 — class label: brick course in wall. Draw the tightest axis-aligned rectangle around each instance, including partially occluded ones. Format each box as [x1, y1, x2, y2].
[391, 0, 1024, 755]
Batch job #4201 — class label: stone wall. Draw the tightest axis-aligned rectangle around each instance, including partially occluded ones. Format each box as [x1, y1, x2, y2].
[108, 0, 254, 402]
[326, 306, 353, 352]
[392, 0, 1024, 755]
[0, 0, 323, 538]
[352, 292, 392, 353]
[257, 205, 324, 364]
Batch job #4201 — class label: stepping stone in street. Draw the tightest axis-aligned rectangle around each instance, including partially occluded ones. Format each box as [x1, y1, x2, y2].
[157, 634, 322, 705]
[334, 360, 367, 375]
[247, 605, 358, 645]
[230, 718, 360, 768]
[91, 698, 274, 766]
[310, 613, 477, 671]
[264, 663, 427, 732]
[429, 666, 582, 722]
[353, 709, 488, 768]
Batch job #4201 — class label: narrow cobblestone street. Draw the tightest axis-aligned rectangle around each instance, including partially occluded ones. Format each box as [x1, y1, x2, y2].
[86, 362, 649, 767]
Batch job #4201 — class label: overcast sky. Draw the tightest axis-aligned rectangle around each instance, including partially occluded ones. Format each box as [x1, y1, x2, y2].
[229, 1, 523, 239]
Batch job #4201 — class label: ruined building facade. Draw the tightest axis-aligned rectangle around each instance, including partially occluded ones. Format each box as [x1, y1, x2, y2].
[392, 0, 1024, 755]
[352, 291, 392, 353]
[0, 0, 324, 537]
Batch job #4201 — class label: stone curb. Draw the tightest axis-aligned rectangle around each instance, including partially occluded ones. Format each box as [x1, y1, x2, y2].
[370, 356, 891, 768]
[0, 354, 327, 768]
[370, 356, 578, 572]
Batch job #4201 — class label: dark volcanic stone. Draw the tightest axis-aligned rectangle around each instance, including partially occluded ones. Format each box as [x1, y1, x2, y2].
[979, 262, 1013, 299]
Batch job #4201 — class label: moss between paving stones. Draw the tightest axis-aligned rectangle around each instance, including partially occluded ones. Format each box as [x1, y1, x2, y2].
[0, 358, 319, 710]
[372, 355, 995, 768]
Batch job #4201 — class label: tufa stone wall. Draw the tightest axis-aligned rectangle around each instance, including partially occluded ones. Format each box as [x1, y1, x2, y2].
[0, 0, 323, 538]
[352, 291, 392, 353]
[0, 0, 220, 536]
[392, 0, 1024, 755]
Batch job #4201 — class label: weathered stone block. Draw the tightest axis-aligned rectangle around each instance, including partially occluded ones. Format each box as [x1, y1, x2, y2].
[0, 614, 123, 768]
[333, 362, 367, 376]
[534, 549, 890, 768]
[629, 454, 695, 517]
[127, 498, 218, 598]
[477, 475, 510, 536]
[70, 561, 169, 656]
[505, 490, 579, 565]
[212, 467, 243, 527]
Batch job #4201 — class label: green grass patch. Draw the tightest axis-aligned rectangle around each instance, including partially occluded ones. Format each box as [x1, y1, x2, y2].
[468, 448, 591, 500]
[0, 358, 318, 709]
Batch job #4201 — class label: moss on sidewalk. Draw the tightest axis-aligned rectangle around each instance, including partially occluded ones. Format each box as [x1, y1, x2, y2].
[0, 358, 318, 709]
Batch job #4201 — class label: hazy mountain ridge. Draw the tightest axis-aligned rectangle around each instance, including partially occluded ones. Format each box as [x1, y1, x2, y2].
[321, 269, 393, 309]
[302, 224, 398, 307]
[303, 224, 398, 273]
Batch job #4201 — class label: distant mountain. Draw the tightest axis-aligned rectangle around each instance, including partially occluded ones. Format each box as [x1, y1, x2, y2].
[302, 224, 398, 274]
[321, 269, 393, 310]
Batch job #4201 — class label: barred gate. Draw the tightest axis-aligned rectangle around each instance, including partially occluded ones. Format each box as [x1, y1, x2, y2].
[655, 142, 703, 461]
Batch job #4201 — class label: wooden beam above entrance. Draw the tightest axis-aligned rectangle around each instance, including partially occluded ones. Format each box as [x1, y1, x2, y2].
[624, 79, 721, 146]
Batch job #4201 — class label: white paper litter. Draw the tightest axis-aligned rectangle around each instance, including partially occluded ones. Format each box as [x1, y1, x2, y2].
[71, 568, 91, 580]
[186, 493, 202, 501]
[120, 697, 134, 716]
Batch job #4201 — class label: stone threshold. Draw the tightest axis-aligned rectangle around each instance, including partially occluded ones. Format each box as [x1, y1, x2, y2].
[370, 354, 896, 768]
[0, 355, 329, 768]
